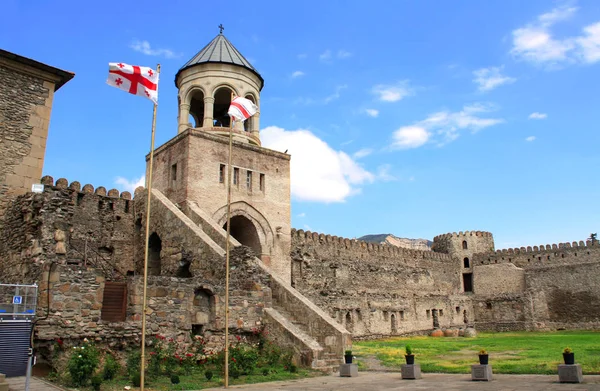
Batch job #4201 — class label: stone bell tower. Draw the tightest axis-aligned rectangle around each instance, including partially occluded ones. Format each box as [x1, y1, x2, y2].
[148, 27, 292, 282]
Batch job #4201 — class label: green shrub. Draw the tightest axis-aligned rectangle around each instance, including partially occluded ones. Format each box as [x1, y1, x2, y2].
[170, 374, 180, 384]
[126, 350, 141, 379]
[67, 340, 99, 387]
[262, 368, 269, 376]
[131, 373, 141, 387]
[102, 353, 120, 380]
[91, 375, 102, 391]
[205, 370, 213, 380]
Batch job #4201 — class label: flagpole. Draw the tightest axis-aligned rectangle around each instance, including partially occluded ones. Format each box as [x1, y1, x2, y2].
[140, 63, 160, 391]
[224, 92, 235, 388]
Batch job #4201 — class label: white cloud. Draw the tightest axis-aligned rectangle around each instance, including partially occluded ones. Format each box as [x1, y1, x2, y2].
[526, 136, 537, 142]
[297, 53, 307, 59]
[115, 175, 145, 193]
[324, 85, 347, 103]
[376, 164, 397, 182]
[529, 112, 548, 119]
[261, 126, 374, 203]
[130, 40, 179, 59]
[337, 50, 352, 59]
[372, 81, 412, 102]
[510, 5, 600, 66]
[353, 148, 373, 159]
[392, 126, 430, 149]
[319, 50, 332, 61]
[291, 71, 305, 78]
[576, 22, 600, 63]
[392, 103, 504, 148]
[473, 66, 516, 91]
[297, 212, 306, 218]
[365, 109, 379, 117]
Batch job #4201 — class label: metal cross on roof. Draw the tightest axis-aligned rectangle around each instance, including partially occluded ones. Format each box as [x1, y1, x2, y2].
[219, 24, 224, 34]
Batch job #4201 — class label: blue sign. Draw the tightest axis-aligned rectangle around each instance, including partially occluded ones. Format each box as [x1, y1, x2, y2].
[12, 296, 22, 305]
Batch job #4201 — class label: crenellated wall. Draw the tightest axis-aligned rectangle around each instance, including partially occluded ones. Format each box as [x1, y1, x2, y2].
[290, 229, 474, 338]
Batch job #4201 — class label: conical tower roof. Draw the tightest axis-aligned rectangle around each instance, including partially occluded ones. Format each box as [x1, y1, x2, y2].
[175, 32, 264, 89]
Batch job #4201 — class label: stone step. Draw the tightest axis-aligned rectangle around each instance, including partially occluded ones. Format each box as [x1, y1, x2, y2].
[0, 374, 5, 381]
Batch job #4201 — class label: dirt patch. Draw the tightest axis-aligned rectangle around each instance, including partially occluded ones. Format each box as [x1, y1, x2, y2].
[357, 354, 400, 372]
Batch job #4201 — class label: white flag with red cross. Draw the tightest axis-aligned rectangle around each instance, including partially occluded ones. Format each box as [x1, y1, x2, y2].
[107, 62, 159, 104]
[227, 96, 258, 122]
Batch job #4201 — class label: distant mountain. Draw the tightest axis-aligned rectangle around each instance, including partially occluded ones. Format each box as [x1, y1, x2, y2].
[359, 233, 433, 251]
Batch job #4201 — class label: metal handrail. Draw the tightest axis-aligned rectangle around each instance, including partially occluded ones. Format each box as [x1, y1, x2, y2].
[68, 237, 126, 280]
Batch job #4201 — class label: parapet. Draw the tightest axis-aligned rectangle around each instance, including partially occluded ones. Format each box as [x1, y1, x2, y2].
[433, 230, 493, 242]
[40, 175, 140, 200]
[494, 240, 598, 255]
[290, 228, 452, 261]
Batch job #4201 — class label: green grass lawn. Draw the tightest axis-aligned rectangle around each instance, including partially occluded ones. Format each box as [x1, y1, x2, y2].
[354, 331, 600, 375]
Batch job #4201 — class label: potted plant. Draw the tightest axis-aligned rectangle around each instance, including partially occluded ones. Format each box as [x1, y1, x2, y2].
[404, 345, 415, 365]
[344, 349, 353, 364]
[563, 347, 575, 365]
[478, 349, 489, 365]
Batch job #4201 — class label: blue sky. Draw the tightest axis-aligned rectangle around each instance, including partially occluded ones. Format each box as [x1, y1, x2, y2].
[2, 0, 599, 249]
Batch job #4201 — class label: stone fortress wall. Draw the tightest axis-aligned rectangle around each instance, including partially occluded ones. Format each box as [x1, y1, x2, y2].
[290, 229, 474, 338]
[289, 228, 600, 337]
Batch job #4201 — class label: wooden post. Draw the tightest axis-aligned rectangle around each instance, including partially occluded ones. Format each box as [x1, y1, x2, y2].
[139, 63, 160, 391]
[224, 92, 235, 388]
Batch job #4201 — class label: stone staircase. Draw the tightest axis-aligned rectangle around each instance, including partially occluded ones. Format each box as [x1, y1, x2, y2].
[175, 195, 351, 372]
[266, 305, 342, 372]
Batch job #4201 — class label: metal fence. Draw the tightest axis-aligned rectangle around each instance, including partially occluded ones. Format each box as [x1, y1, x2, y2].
[0, 284, 37, 320]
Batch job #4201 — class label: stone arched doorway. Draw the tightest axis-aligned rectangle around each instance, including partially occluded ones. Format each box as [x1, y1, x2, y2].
[223, 215, 262, 255]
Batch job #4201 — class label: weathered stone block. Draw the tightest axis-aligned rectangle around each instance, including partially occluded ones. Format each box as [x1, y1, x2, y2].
[558, 364, 583, 383]
[471, 364, 492, 381]
[339, 363, 358, 377]
[401, 364, 421, 379]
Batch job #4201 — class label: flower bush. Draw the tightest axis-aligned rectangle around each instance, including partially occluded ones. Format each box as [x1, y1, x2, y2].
[67, 338, 99, 387]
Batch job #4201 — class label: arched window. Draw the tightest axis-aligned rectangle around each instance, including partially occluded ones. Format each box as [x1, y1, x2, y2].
[193, 288, 215, 335]
[243, 95, 256, 132]
[188, 90, 204, 128]
[148, 232, 162, 276]
[462, 240, 468, 250]
[390, 314, 397, 334]
[213, 87, 233, 127]
[223, 215, 262, 255]
[463, 257, 470, 268]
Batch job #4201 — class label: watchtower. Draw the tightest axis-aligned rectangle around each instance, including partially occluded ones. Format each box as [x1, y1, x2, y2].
[148, 28, 292, 282]
[432, 231, 495, 293]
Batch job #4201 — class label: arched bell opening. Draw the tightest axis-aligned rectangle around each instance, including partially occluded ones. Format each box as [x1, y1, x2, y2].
[213, 87, 233, 128]
[243, 94, 256, 132]
[189, 90, 205, 128]
[223, 215, 262, 256]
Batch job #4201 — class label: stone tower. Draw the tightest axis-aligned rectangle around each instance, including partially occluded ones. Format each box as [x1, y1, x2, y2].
[432, 231, 495, 293]
[0, 49, 73, 220]
[148, 30, 292, 282]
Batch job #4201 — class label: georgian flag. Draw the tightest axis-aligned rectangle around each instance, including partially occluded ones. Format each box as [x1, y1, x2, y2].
[106, 63, 159, 104]
[227, 96, 258, 122]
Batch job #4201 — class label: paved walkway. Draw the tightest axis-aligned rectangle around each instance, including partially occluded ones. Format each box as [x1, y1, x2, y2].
[203, 372, 600, 391]
[6, 376, 65, 391]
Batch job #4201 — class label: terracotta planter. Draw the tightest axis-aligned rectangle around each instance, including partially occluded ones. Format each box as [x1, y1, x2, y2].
[563, 352, 575, 365]
[405, 354, 415, 365]
[478, 354, 489, 365]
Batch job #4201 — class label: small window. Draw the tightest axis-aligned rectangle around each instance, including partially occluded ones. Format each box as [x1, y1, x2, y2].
[246, 171, 252, 191]
[233, 167, 239, 186]
[171, 163, 177, 185]
[462, 240, 468, 250]
[463, 257, 470, 268]
[426, 309, 431, 319]
[383, 311, 389, 321]
[486, 302, 493, 310]
[219, 164, 225, 183]
[439, 309, 444, 316]
[101, 282, 127, 322]
[456, 306, 460, 314]
[400, 310, 405, 320]
[259, 173, 265, 192]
